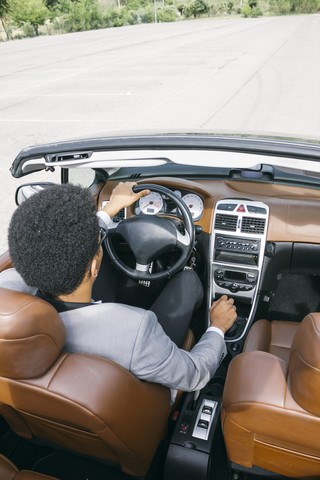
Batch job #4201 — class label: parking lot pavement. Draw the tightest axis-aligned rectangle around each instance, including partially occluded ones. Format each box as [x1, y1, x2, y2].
[1, 15, 320, 253]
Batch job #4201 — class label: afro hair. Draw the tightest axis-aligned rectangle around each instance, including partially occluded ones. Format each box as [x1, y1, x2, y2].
[8, 183, 100, 298]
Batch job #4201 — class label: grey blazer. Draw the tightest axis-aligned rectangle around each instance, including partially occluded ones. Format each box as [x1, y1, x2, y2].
[0, 268, 226, 397]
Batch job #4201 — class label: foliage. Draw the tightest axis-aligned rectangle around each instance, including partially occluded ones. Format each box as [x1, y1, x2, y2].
[241, 0, 251, 16]
[0, 0, 10, 17]
[125, 0, 148, 9]
[2, 0, 320, 40]
[227, 1, 234, 13]
[176, 1, 185, 14]
[242, 0, 262, 16]
[268, 0, 292, 14]
[250, 5, 262, 15]
[291, 0, 320, 11]
[45, 0, 59, 7]
[193, 0, 209, 15]
[157, 5, 178, 21]
[9, 0, 49, 34]
[138, 5, 154, 22]
[22, 20, 36, 36]
[183, 0, 209, 17]
[56, 0, 103, 32]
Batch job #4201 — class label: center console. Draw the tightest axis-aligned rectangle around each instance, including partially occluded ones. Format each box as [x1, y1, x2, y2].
[210, 199, 269, 343]
[163, 199, 269, 480]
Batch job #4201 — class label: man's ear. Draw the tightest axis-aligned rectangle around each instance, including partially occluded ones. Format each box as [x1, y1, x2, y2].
[89, 257, 100, 279]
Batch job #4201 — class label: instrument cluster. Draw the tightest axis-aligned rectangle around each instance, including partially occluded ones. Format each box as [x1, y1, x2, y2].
[134, 188, 204, 221]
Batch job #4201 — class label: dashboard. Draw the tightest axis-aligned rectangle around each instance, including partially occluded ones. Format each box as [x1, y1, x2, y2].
[97, 176, 320, 344]
[98, 177, 320, 243]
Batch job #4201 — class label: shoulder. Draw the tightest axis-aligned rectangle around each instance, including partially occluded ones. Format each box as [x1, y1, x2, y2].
[60, 302, 150, 328]
[0, 268, 37, 295]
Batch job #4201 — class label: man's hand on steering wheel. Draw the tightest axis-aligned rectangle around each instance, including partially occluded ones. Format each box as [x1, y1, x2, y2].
[102, 182, 150, 218]
[105, 184, 195, 281]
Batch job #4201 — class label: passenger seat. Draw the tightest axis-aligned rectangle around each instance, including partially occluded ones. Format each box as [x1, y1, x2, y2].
[242, 318, 299, 363]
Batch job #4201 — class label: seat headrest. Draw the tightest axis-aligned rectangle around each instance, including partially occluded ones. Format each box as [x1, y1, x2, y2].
[0, 288, 66, 379]
[289, 313, 320, 416]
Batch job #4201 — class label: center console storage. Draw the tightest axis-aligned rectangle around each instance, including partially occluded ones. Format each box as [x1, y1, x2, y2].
[210, 199, 269, 343]
[163, 382, 224, 480]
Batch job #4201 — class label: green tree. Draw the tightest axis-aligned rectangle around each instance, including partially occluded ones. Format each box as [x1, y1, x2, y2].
[0, 0, 11, 40]
[192, 0, 209, 16]
[9, 0, 49, 35]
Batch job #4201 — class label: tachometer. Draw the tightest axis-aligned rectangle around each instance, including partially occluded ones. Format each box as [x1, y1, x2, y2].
[182, 193, 204, 220]
[139, 192, 163, 215]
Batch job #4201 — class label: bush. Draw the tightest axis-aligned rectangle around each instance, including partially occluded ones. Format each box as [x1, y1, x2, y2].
[193, 0, 210, 15]
[291, 0, 320, 12]
[242, 1, 252, 16]
[250, 4, 262, 15]
[242, 0, 262, 16]
[126, 9, 140, 24]
[183, 2, 195, 17]
[227, 1, 234, 13]
[22, 21, 36, 36]
[268, 0, 292, 14]
[138, 5, 154, 22]
[176, 2, 186, 14]
[157, 5, 178, 21]
[55, 0, 103, 32]
[125, 0, 148, 10]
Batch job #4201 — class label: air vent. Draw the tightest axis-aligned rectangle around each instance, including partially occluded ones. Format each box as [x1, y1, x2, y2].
[116, 208, 125, 219]
[214, 214, 238, 232]
[112, 208, 126, 223]
[241, 217, 266, 234]
[130, 173, 142, 179]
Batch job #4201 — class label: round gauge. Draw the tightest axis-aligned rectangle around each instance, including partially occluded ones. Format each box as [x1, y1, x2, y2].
[139, 192, 163, 215]
[173, 190, 182, 197]
[182, 193, 204, 220]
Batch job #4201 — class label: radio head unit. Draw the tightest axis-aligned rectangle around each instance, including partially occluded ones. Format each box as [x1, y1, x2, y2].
[214, 235, 260, 266]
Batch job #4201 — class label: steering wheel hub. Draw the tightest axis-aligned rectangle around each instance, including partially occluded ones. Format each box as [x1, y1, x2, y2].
[105, 184, 195, 280]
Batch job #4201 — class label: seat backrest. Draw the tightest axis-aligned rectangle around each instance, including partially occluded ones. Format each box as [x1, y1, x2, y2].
[0, 287, 170, 476]
[288, 312, 320, 417]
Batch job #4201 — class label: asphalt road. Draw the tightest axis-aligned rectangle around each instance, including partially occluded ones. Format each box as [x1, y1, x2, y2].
[1, 14, 320, 252]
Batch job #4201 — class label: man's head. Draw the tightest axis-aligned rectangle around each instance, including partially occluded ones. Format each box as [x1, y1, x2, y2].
[8, 184, 100, 298]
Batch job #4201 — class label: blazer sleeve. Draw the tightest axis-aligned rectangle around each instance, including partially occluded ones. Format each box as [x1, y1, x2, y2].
[130, 310, 227, 391]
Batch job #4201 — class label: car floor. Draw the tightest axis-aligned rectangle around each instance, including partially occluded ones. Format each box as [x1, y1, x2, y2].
[0, 416, 142, 480]
[268, 273, 320, 323]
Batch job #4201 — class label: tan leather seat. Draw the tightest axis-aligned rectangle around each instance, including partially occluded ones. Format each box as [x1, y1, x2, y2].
[222, 313, 320, 478]
[243, 318, 299, 363]
[0, 454, 59, 479]
[0, 287, 170, 477]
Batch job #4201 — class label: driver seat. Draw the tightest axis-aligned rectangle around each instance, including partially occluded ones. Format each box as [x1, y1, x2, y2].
[0, 287, 170, 477]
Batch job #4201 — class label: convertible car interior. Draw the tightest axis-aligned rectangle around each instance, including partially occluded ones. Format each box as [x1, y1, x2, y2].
[0, 133, 319, 480]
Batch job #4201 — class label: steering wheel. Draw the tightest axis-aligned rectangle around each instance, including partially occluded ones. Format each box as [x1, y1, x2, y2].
[105, 184, 195, 280]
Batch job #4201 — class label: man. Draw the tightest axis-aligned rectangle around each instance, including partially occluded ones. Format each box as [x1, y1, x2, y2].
[6, 182, 237, 398]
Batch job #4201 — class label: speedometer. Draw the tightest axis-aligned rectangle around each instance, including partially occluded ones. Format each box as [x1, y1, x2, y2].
[139, 192, 163, 215]
[182, 193, 204, 220]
